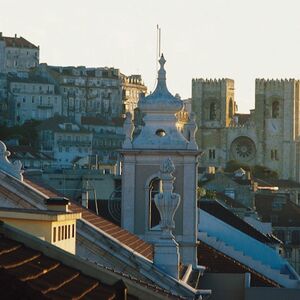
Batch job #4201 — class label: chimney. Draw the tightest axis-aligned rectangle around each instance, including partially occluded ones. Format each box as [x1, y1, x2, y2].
[81, 187, 89, 208]
[14, 34, 17, 38]
[153, 158, 180, 279]
[45, 197, 70, 212]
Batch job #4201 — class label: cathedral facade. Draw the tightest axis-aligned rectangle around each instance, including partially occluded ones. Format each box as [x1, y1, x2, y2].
[192, 78, 300, 181]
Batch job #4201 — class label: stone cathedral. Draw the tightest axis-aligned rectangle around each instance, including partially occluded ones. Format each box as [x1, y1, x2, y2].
[192, 78, 300, 181]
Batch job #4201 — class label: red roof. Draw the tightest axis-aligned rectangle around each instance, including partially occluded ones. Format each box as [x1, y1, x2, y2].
[23, 176, 154, 260]
[1, 35, 38, 49]
[0, 234, 129, 299]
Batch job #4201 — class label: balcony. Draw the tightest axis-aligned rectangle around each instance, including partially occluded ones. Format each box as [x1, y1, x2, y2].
[37, 103, 53, 109]
[57, 140, 92, 147]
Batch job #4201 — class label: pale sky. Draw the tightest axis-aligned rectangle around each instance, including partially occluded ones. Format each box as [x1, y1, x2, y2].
[2, 0, 300, 112]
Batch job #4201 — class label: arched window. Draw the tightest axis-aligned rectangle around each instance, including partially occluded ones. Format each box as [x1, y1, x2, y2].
[272, 101, 279, 118]
[209, 102, 217, 120]
[229, 98, 234, 118]
[148, 178, 161, 229]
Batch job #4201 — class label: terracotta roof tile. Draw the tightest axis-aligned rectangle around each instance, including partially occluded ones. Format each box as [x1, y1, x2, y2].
[23, 177, 61, 198]
[83, 285, 116, 300]
[0, 246, 41, 269]
[7, 256, 59, 281]
[28, 265, 79, 293]
[7, 176, 154, 260]
[46, 274, 99, 299]
[1, 36, 38, 49]
[0, 234, 136, 299]
[70, 202, 154, 260]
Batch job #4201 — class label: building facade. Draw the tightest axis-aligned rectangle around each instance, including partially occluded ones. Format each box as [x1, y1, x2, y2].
[81, 116, 124, 165]
[38, 116, 92, 167]
[192, 78, 300, 181]
[8, 73, 62, 125]
[36, 64, 147, 121]
[0, 33, 39, 73]
[121, 74, 147, 116]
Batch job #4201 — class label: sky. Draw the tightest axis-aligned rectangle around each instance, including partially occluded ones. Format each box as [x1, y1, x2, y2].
[2, 0, 300, 112]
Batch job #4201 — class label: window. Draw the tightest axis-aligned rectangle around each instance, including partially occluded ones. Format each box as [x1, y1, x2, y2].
[58, 226, 61, 241]
[292, 231, 300, 245]
[149, 178, 161, 229]
[72, 224, 75, 237]
[229, 98, 234, 118]
[272, 101, 279, 118]
[64, 225, 68, 239]
[68, 225, 71, 238]
[53, 227, 56, 243]
[209, 149, 216, 160]
[209, 102, 217, 120]
[271, 149, 279, 160]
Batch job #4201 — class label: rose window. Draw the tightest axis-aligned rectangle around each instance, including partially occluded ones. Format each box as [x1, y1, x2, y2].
[230, 137, 256, 162]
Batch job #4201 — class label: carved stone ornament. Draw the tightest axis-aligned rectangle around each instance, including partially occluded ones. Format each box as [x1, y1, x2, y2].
[122, 112, 134, 148]
[160, 157, 175, 175]
[187, 112, 198, 150]
[0, 141, 23, 181]
[155, 157, 180, 236]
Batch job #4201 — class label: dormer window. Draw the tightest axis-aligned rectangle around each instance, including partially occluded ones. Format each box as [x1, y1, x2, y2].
[156, 129, 166, 137]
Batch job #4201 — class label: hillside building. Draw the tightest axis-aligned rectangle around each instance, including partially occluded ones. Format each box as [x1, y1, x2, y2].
[0, 32, 39, 73]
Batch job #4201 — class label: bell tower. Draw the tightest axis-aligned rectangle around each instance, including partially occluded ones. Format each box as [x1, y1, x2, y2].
[121, 55, 201, 266]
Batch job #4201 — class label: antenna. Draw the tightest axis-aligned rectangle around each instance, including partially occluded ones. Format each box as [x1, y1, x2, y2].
[158, 25, 161, 57]
[154, 25, 162, 90]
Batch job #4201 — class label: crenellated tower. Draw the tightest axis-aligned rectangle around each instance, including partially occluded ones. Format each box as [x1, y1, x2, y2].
[192, 78, 236, 168]
[255, 79, 300, 180]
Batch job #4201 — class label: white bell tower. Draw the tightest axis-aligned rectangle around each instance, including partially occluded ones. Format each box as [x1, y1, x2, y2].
[121, 54, 201, 266]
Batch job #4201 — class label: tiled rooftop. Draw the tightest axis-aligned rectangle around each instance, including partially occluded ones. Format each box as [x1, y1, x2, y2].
[23, 176, 154, 260]
[70, 202, 154, 260]
[0, 233, 130, 299]
[0, 35, 38, 49]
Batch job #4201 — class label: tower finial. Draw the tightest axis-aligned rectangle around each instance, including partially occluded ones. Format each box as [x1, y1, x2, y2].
[157, 53, 166, 87]
[159, 53, 166, 68]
